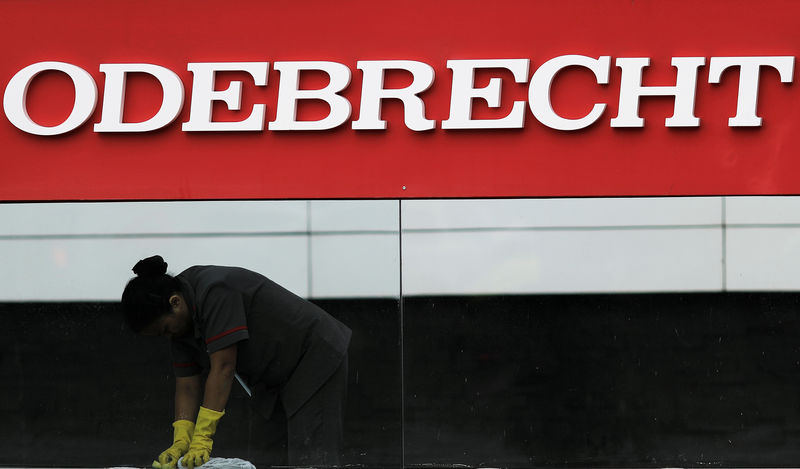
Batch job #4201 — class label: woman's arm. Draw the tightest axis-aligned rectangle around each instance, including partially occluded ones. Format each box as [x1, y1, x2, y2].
[202, 344, 238, 412]
[175, 375, 202, 421]
[180, 346, 237, 469]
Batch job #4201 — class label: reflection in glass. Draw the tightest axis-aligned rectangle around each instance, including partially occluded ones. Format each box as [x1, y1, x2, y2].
[0, 201, 401, 468]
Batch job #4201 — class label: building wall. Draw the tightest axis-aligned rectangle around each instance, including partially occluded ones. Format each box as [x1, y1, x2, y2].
[3, 197, 800, 467]
[0, 200, 400, 301]
[1, 196, 799, 301]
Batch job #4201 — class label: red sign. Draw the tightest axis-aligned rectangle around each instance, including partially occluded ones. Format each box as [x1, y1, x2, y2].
[1, 0, 799, 200]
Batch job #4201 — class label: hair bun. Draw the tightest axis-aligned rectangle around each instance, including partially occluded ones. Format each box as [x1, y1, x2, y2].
[132, 255, 168, 277]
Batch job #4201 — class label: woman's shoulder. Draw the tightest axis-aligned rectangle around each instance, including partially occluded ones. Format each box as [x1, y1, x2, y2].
[180, 264, 252, 279]
[180, 265, 267, 293]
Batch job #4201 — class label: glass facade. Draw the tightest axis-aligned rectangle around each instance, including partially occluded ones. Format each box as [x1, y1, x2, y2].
[2, 197, 800, 467]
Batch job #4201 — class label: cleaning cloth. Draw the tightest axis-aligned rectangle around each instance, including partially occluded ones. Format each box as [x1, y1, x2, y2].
[178, 457, 256, 469]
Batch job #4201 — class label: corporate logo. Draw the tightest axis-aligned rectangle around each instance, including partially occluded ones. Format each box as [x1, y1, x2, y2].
[2, 56, 794, 136]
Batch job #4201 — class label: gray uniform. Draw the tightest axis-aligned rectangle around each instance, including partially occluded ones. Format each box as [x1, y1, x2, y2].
[170, 265, 351, 465]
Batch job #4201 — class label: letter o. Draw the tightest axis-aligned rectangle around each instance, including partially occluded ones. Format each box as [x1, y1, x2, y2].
[3, 61, 98, 136]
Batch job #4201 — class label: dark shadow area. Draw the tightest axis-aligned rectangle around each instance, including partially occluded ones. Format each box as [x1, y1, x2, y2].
[404, 292, 800, 468]
[5, 293, 800, 468]
[0, 299, 401, 468]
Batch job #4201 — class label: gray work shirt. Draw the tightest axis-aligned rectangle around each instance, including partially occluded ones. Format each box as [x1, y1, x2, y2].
[170, 265, 352, 418]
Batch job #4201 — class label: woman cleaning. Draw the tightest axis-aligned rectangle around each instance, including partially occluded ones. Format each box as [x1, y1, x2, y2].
[121, 255, 351, 468]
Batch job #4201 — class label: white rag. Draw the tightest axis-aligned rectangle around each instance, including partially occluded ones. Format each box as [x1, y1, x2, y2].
[108, 459, 255, 469]
[177, 457, 256, 469]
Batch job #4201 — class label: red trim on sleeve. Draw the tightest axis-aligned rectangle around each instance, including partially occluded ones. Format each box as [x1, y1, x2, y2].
[173, 362, 198, 368]
[205, 326, 248, 345]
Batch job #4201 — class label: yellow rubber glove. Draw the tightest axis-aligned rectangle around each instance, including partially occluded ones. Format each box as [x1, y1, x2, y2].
[152, 420, 195, 469]
[181, 406, 225, 469]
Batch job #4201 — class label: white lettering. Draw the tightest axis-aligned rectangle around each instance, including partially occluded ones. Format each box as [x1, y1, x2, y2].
[182, 62, 269, 132]
[3, 61, 97, 136]
[708, 56, 794, 127]
[611, 57, 705, 127]
[3, 56, 796, 135]
[94, 64, 184, 132]
[529, 55, 610, 131]
[442, 59, 530, 129]
[352, 60, 435, 131]
[268, 61, 351, 131]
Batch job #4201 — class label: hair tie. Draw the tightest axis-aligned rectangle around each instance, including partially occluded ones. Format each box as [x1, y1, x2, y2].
[132, 255, 168, 277]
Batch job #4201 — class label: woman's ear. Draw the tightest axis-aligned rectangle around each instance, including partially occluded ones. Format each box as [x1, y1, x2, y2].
[169, 294, 181, 309]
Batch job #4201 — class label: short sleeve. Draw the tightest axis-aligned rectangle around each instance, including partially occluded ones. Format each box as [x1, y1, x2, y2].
[170, 339, 203, 377]
[201, 285, 250, 354]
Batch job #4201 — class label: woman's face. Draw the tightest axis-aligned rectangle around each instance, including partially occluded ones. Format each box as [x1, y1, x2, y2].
[141, 294, 192, 339]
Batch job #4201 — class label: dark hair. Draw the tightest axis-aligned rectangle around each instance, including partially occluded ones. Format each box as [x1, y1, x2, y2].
[121, 255, 182, 333]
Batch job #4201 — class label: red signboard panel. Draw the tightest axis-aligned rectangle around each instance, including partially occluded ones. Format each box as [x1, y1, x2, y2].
[1, 0, 799, 200]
